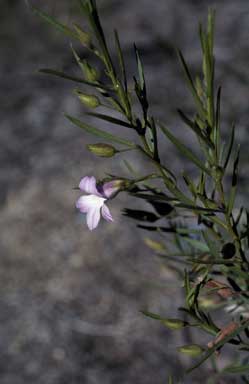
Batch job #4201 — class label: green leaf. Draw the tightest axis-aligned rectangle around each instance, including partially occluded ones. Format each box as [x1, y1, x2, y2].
[222, 364, 249, 374]
[65, 114, 135, 147]
[183, 237, 210, 253]
[178, 109, 214, 149]
[227, 267, 249, 280]
[122, 209, 159, 222]
[134, 44, 148, 117]
[158, 122, 212, 176]
[39, 69, 109, 91]
[234, 206, 243, 226]
[114, 30, 128, 92]
[134, 44, 145, 91]
[150, 117, 159, 161]
[177, 50, 206, 119]
[198, 23, 206, 54]
[184, 269, 191, 298]
[202, 230, 219, 258]
[214, 86, 221, 160]
[71, 45, 86, 75]
[182, 172, 197, 197]
[129, 193, 176, 203]
[197, 171, 206, 196]
[223, 123, 235, 170]
[81, 0, 114, 74]
[137, 225, 177, 233]
[228, 146, 240, 216]
[31, 6, 78, 40]
[187, 320, 249, 373]
[86, 112, 133, 129]
[188, 257, 237, 265]
[175, 202, 222, 213]
[207, 9, 216, 57]
[198, 10, 215, 129]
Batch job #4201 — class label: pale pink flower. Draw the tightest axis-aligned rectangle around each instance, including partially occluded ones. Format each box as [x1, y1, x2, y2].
[76, 176, 114, 230]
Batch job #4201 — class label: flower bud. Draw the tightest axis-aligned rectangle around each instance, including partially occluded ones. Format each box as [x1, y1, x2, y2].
[161, 318, 187, 330]
[73, 24, 92, 47]
[87, 143, 117, 158]
[99, 179, 130, 198]
[82, 60, 99, 82]
[76, 91, 100, 108]
[177, 344, 204, 357]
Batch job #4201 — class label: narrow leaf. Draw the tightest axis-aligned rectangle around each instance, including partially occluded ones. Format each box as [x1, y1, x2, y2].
[175, 203, 222, 213]
[86, 112, 133, 128]
[228, 146, 240, 216]
[65, 114, 135, 147]
[188, 258, 237, 265]
[150, 117, 160, 161]
[137, 225, 177, 233]
[223, 364, 249, 374]
[183, 237, 210, 253]
[39, 69, 109, 91]
[182, 172, 197, 197]
[32, 6, 78, 40]
[122, 209, 159, 222]
[223, 123, 235, 170]
[129, 193, 177, 202]
[184, 270, 191, 299]
[71, 45, 86, 73]
[202, 230, 219, 258]
[114, 30, 127, 92]
[177, 50, 206, 119]
[215, 86, 221, 160]
[178, 109, 214, 149]
[159, 122, 212, 176]
[134, 44, 145, 91]
[82, 0, 114, 74]
[207, 9, 216, 56]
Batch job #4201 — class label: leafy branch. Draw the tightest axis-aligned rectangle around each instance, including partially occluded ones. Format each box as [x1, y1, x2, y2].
[33, 1, 249, 379]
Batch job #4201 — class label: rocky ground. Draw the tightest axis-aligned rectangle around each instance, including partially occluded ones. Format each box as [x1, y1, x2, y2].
[0, 0, 249, 383]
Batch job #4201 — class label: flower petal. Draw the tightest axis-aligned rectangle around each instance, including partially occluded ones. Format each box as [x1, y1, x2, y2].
[86, 208, 101, 230]
[76, 196, 91, 212]
[101, 204, 114, 222]
[79, 176, 99, 195]
[76, 195, 106, 213]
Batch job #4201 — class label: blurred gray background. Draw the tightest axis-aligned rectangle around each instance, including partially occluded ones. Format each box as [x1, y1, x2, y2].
[1, 0, 249, 383]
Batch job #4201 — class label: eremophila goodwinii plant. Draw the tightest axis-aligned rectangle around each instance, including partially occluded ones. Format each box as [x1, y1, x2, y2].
[33, 1, 249, 381]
